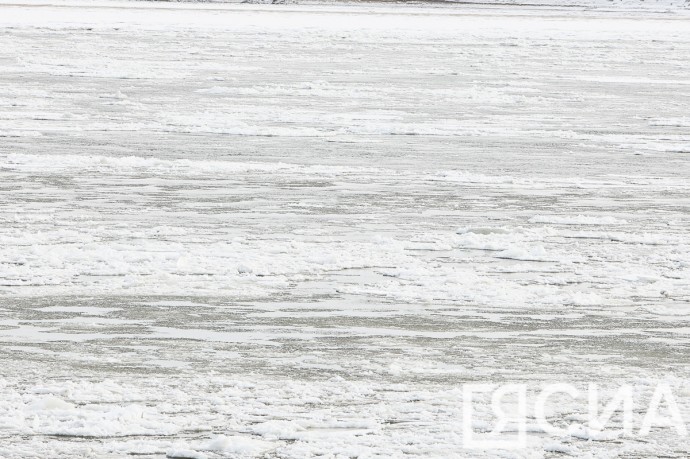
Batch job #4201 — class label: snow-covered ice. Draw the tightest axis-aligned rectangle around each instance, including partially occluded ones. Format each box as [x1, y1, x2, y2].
[1, 0, 689, 457]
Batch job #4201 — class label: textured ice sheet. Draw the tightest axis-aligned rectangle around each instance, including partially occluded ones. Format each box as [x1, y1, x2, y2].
[1, 1, 689, 458]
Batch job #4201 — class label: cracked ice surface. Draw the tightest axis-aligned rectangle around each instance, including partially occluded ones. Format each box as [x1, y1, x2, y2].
[0, 1, 689, 458]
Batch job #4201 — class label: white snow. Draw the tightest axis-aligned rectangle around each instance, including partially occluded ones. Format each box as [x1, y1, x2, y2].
[529, 215, 628, 225]
[1, 0, 689, 458]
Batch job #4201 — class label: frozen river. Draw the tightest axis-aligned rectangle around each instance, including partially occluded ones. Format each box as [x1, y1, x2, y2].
[1, 1, 689, 457]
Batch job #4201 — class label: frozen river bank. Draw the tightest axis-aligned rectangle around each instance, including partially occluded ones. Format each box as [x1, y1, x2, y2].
[1, 1, 689, 457]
